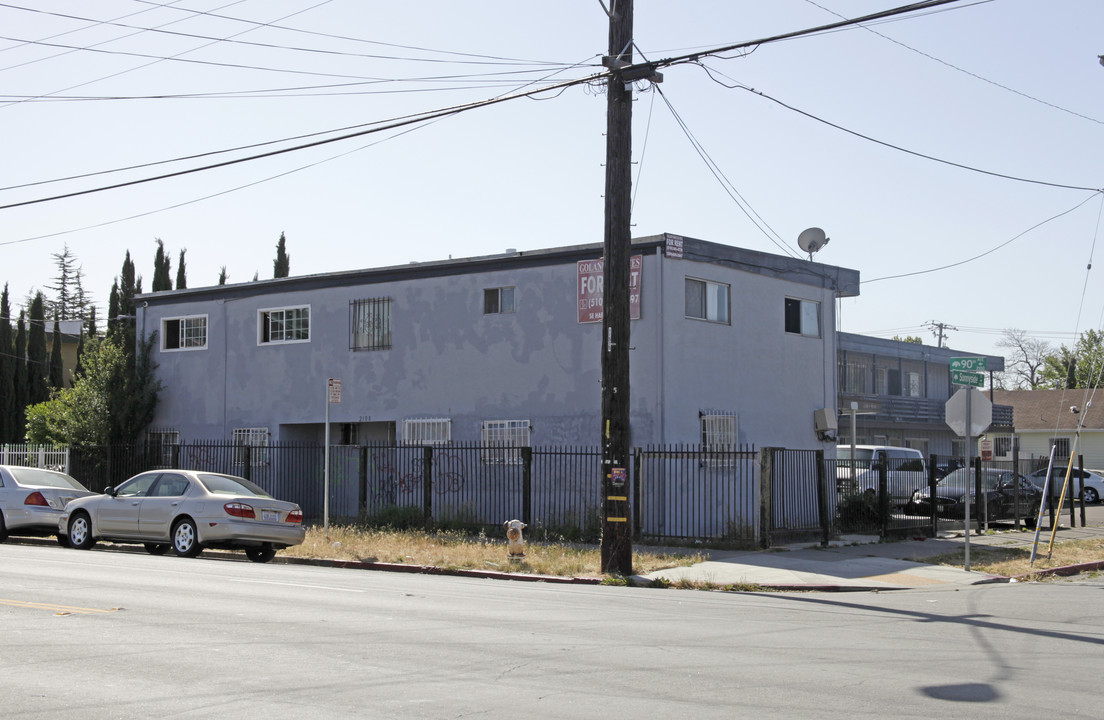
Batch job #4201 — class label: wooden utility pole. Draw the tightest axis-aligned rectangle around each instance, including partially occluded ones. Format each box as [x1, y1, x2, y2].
[600, 0, 634, 575]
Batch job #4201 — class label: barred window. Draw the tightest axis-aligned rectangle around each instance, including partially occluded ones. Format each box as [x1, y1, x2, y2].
[994, 436, 1017, 457]
[403, 418, 450, 446]
[147, 429, 180, 467]
[1050, 437, 1071, 458]
[232, 427, 269, 466]
[701, 413, 738, 450]
[351, 297, 392, 351]
[260, 306, 310, 344]
[481, 419, 531, 464]
[162, 316, 207, 351]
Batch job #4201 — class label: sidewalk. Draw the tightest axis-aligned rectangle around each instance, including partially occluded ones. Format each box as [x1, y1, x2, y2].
[636, 522, 1104, 592]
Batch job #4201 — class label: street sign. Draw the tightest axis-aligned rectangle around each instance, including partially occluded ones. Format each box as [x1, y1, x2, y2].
[979, 439, 994, 461]
[950, 357, 988, 372]
[328, 378, 342, 404]
[951, 370, 985, 388]
[945, 387, 992, 437]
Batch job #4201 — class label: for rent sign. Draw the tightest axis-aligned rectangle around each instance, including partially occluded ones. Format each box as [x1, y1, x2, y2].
[577, 255, 642, 323]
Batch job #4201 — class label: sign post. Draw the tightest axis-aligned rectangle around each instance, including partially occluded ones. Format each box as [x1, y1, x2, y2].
[324, 378, 342, 531]
[946, 368, 992, 571]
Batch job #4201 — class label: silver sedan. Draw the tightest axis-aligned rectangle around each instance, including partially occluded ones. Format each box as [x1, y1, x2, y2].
[60, 470, 305, 563]
[0, 465, 94, 545]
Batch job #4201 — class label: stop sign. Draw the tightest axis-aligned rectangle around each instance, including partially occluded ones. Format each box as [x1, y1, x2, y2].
[945, 387, 992, 437]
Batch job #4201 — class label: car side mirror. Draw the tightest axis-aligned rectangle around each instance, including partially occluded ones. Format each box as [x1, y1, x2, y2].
[104, 486, 117, 497]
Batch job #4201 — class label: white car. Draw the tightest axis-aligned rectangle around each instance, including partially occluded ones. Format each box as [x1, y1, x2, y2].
[1028, 467, 1104, 504]
[60, 469, 305, 563]
[0, 465, 94, 545]
[837, 445, 928, 508]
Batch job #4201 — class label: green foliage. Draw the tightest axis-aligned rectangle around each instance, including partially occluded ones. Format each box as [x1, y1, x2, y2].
[152, 239, 172, 292]
[0, 285, 14, 443]
[12, 313, 27, 440]
[892, 335, 924, 345]
[48, 318, 63, 389]
[26, 292, 48, 405]
[366, 504, 425, 530]
[837, 491, 879, 532]
[175, 249, 187, 290]
[274, 232, 290, 278]
[1040, 330, 1104, 389]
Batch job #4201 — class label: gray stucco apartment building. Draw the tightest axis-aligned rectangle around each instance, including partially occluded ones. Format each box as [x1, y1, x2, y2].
[136, 233, 860, 454]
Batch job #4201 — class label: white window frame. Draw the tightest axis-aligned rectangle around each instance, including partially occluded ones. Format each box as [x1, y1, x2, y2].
[403, 418, 451, 446]
[481, 420, 531, 464]
[785, 297, 821, 338]
[994, 435, 1017, 458]
[161, 315, 208, 351]
[232, 427, 269, 466]
[483, 287, 516, 315]
[685, 278, 730, 324]
[1050, 437, 1071, 459]
[259, 305, 310, 345]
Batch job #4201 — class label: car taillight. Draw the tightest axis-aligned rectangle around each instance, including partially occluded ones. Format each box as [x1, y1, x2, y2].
[223, 502, 255, 519]
[286, 509, 303, 524]
[24, 491, 49, 507]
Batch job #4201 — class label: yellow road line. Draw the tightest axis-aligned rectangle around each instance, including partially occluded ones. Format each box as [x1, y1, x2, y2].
[0, 598, 119, 615]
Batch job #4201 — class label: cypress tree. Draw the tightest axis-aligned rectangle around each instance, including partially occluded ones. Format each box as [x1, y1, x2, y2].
[0, 285, 14, 442]
[152, 239, 172, 292]
[13, 312, 27, 440]
[274, 232, 290, 278]
[26, 293, 49, 406]
[49, 317, 64, 389]
[176, 248, 187, 290]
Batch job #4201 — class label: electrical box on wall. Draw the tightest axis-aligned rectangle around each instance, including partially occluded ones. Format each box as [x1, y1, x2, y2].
[814, 408, 837, 442]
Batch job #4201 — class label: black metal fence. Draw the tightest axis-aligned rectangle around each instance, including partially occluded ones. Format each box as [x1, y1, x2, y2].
[25, 441, 1095, 545]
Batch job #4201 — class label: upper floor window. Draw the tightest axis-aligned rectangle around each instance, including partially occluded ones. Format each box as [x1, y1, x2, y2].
[260, 306, 309, 344]
[403, 418, 451, 446]
[162, 315, 207, 351]
[351, 297, 392, 351]
[685, 278, 729, 324]
[785, 298, 820, 337]
[484, 287, 515, 314]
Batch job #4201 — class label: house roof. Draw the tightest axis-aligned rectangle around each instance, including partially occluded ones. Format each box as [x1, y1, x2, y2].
[137, 233, 861, 305]
[838, 332, 1005, 370]
[992, 389, 1104, 432]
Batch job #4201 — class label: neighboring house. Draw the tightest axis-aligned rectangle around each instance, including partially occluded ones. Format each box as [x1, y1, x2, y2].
[989, 389, 1104, 470]
[836, 333, 1009, 458]
[45, 319, 83, 389]
[135, 233, 859, 452]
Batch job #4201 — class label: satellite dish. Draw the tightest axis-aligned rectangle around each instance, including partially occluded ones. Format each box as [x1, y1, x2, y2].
[797, 227, 829, 259]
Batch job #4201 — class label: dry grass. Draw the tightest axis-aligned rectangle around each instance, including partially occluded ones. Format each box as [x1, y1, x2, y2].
[282, 525, 707, 577]
[919, 538, 1104, 579]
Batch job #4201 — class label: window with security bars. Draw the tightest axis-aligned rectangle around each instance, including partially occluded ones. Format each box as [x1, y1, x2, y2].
[260, 306, 310, 344]
[351, 297, 392, 351]
[402, 418, 451, 446]
[701, 412, 739, 465]
[147, 429, 180, 467]
[838, 356, 872, 394]
[481, 420, 531, 464]
[162, 316, 207, 350]
[994, 435, 1017, 458]
[232, 427, 269, 466]
[1050, 437, 1071, 459]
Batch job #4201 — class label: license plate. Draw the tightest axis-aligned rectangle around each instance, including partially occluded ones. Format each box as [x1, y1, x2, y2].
[262, 510, 279, 522]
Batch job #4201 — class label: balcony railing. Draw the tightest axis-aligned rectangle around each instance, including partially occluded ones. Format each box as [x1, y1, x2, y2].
[840, 393, 1014, 428]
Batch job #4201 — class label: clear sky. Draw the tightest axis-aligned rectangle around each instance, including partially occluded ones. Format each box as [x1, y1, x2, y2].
[2, 0, 1102, 363]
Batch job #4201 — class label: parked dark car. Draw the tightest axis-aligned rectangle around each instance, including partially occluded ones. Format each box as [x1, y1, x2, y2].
[905, 468, 1040, 525]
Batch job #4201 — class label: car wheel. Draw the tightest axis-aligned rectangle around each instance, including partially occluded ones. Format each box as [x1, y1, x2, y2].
[144, 543, 170, 556]
[56, 534, 69, 548]
[1083, 487, 1100, 504]
[171, 518, 202, 558]
[0, 512, 7, 543]
[245, 544, 276, 564]
[68, 513, 96, 550]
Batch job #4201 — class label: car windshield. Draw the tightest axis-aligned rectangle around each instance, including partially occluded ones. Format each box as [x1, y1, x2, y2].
[837, 448, 873, 462]
[8, 466, 87, 490]
[197, 473, 273, 498]
[939, 469, 1012, 490]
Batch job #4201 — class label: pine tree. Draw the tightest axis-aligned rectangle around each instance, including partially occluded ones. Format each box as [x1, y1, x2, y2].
[47, 244, 78, 319]
[26, 293, 49, 406]
[175, 248, 188, 290]
[0, 285, 14, 442]
[13, 312, 27, 440]
[274, 232, 290, 278]
[152, 239, 172, 292]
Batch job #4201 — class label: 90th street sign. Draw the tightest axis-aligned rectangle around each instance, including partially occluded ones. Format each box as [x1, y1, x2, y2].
[950, 357, 988, 372]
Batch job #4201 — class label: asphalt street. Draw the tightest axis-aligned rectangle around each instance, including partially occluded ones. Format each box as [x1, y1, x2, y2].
[2, 542, 1102, 719]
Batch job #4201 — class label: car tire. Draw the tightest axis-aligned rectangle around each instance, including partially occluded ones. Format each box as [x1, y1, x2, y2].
[1083, 487, 1100, 504]
[986, 501, 1000, 522]
[144, 543, 170, 556]
[245, 544, 276, 564]
[56, 534, 69, 548]
[171, 518, 202, 558]
[0, 512, 7, 543]
[68, 513, 96, 550]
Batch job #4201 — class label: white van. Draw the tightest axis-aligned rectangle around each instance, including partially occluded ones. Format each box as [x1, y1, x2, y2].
[836, 445, 928, 508]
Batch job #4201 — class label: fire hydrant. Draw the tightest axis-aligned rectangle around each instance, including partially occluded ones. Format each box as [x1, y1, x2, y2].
[504, 519, 526, 560]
